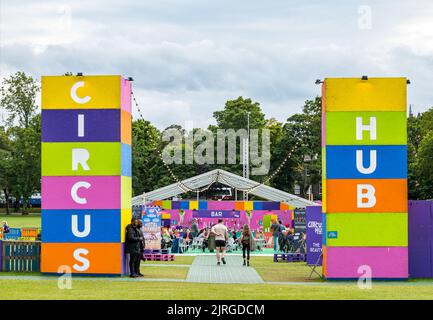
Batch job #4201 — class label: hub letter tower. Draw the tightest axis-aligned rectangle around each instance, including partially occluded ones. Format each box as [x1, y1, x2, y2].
[41, 75, 132, 275]
[322, 77, 408, 279]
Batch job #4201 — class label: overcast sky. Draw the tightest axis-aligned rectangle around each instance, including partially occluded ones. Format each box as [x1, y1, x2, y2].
[1, 0, 433, 129]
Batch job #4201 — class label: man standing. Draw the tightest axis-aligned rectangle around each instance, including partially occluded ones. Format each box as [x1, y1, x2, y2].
[271, 219, 281, 252]
[136, 219, 146, 277]
[125, 218, 143, 278]
[211, 218, 228, 265]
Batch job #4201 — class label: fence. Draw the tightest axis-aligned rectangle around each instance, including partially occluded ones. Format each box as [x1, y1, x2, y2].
[0, 227, 40, 241]
[0, 240, 41, 272]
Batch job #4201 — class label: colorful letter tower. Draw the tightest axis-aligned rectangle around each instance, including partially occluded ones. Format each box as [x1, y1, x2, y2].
[41, 75, 132, 275]
[322, 77, 408, 279]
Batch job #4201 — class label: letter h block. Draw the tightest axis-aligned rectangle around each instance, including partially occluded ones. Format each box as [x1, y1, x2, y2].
[321, 77, 408, 279]
[40, 75, 132, 275]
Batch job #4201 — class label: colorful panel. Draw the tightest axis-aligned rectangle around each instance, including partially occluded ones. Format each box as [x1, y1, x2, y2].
[41, 142, 122, 176]
[325, 179, 407, 213]
[324, 247, 408, 279]
[326, 145, 407, 179]
[325, 111, 407, 145]
[41, 243, 122, 274]
[42, 210, 122, 243]
[325, 213, 408, 247]
[324, 77, 406, 111]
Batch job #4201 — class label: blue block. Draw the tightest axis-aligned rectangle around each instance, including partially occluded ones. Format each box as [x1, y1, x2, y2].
[253, 202, 264, 210]
[199, 201, 208, 209]
[326, 145, 407, 179]
[180, 201, 190, 210]
[42, 210, 121, 243]
[121, 143, 131, 177]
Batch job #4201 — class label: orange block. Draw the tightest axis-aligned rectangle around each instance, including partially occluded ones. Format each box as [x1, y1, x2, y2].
[41, 243, 122, 274]
[235, 201, 245, 211]
[326, 179, 407, 213]
[121, 110, 131, 145]
[322, 246, 327, 277]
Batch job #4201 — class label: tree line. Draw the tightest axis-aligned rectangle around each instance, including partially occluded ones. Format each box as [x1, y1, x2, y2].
[1, 72, 432, 214]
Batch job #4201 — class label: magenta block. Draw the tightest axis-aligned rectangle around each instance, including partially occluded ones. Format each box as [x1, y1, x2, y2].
[42, 176, 120, 209]
[121, 77, 131, 114]
[207, 201, 235, 210]
[325, 247, 408, 279]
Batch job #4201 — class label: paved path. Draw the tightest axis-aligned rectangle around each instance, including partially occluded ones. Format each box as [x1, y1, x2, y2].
[186, 255, 264, 284]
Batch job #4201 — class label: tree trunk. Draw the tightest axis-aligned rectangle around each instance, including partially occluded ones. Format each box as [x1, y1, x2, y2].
[22, 199, 29, 215]
[3, 188, 10, 215]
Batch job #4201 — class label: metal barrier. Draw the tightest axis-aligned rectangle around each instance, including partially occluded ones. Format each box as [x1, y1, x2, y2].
[1, 240, 41, 272]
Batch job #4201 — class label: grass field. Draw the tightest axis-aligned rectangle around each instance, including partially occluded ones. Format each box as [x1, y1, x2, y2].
[2, 256, 433, 299]
[0, 213, 41, 228]
[2, 216, 433, 299]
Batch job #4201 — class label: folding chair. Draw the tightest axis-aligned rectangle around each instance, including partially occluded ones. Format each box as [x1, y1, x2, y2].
[307, 253, 323, 280]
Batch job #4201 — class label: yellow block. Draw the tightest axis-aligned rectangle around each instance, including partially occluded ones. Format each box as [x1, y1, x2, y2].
[121, 176, 132, 210]
[244, 201, 253, 211]
[42, 75, 122, 109]
[324, 77, 407, 111]
[189, 201, 198, 210]
[120, 209, 132, 243]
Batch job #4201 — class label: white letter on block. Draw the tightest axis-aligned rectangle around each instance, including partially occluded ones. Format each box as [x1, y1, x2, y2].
[71, 81, 91, 104]
[78, 114, 85, 137]
[357, 184, 376, 208]
[73, 248, 90, 272]
[356, 117, 376, 140]
[72, 148, 90, 171]
[71, 215, 91, 238]
[71, 181, 91, 204]
[356, 150, 377, 174]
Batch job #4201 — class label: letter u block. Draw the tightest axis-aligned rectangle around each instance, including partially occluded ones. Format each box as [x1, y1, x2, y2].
[41, 75, 132, 275]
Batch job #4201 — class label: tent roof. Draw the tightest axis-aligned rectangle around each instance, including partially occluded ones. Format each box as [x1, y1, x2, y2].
[132, 169, 317, 208]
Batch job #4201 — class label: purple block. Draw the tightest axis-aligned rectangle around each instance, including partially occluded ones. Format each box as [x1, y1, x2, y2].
[408, 200, 433, 278]
[306, 206, 323, 266]
[262, 202, 280, 210]
[42, 109, 121, 142]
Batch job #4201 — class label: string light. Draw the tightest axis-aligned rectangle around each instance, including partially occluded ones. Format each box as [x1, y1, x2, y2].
[131, 91, 303, 194]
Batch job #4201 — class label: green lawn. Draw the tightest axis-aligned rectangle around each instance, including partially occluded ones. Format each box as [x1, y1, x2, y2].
[2, 279, 433, 300]
[140, 266, 189, 279]
[0, 213, 41, 228]
[251, 257, 322, 282]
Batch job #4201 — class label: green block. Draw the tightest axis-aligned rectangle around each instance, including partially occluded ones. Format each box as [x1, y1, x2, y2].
[42, 142, 121, 176]
[326, 111, 407, 145]
[162, 200, 172, 209]
[325, 212, 408, 247]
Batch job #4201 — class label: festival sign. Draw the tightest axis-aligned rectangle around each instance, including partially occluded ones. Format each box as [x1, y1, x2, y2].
[40, 75, 132, 275]
[192, 210, 240, 219]
[322, 77, 408, 279]
[142, 206, 162, 250]
[306, 206, 322, 265]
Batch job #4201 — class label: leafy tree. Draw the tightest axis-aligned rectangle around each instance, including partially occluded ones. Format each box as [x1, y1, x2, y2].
[416, 131, 433, 199]
[0, 71, 39, 128]
[0, 72, 40, 214]
[271, 97, 322, 197]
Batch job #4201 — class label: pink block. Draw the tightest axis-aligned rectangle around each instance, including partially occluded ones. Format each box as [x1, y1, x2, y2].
[121, 77, 132, 114]
[207, 201, 235, 210]
[42, 176, 121, 209]
[325, 247, 408, 279]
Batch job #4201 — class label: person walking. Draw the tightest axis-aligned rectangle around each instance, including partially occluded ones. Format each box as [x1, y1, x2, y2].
[211, 218, 228, 265]
[271, 219, 281, 252]
[125, 218, 143, 278]
[239, 224, 256, 267]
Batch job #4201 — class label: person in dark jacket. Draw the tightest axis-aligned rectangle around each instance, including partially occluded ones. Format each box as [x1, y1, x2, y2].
[125, 218, 143, 278]
[136, 219, 146, 275]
